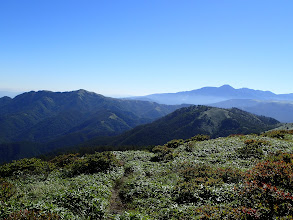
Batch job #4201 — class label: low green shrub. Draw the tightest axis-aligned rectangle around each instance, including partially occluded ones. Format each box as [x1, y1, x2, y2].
[6, 209, 60, 220]
[164, 139, 184, 148]
[237, 152, 293, 219]
[172, 164, 243, 204]
[228, 134, 245, 137]
[262, 130, 293, 139]
[49, 153, 80, 168]
[236, 139, 269, 159]
[245, 152, 293, 191]
[118, 210, 150, 219]
[163, 135, 210, 149]
[237, 181, 293, 219]
[179, 163, 243, 185]
[0, 158, 52, 177]
[0, 179, 15, 202]
[187, 134, 210, 142]
[151, 145, 175, 162]
[66, 151, 121, 177]
[267, 151, 293, 164]
[194, 205, 244, 219]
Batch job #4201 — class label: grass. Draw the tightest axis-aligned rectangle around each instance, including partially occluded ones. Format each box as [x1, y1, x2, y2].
[1, 131, 293, 219]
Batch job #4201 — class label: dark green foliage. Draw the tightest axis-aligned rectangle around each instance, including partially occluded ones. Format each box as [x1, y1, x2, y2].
[262, 129, 293, 139]
[107, 106, 279, 147]
[151, 145, 175, 162]
[187, 134, 210, 142]
[172, 163, 243, 204]
[49, 153, 80, 168]
[0, 96, 12, 107]
[150, 136, 206, 162]
[246, 152, 293, 191]
[267, 151, 293, 164]
[228, 134, 245, 137]
[65, 152, 121, 177]
[39, 144, 154, 163]
[264, 130, 286, 139]
[150, 135, 211, 162]
[163, 135, 210, 149]
[1, 133, 293, 219]
[56, 188, 106, 219]
[237, 152, 293, 219]
[0, 179, 15, 202]
[236, 139, 269, 159]
[194, 205, 244, 220]
[0, 90, 183, 163]
[178, 164, 224, 185]
[164, 139, 184, 148]
[0, 158, 52, 177]
[6, 210, 60, 220]
[0, 142, 44, 165]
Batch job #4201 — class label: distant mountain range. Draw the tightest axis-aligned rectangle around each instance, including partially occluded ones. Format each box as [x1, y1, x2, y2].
[210, 99, 293, 123]
[129, 85, 293, 122]
[0, 87, 286, 163]
[130, 85, 293, 105]
[0, 90, 22, 98]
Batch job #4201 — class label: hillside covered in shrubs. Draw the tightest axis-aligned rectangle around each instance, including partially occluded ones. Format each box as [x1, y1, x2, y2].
[1, 130, 293, 219]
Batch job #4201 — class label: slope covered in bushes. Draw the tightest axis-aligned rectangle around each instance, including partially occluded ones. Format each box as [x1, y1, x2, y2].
[1, 131, 293, 219]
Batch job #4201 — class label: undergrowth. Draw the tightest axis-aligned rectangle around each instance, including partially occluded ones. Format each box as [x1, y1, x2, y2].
[1, 130, 293, 219]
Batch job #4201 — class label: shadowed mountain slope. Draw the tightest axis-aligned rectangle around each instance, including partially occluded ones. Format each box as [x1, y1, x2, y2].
[83, 105, 280, 147]
[0, 89, 184, 144]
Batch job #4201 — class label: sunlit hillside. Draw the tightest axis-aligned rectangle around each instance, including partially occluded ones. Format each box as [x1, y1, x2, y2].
[1, 130, 293, 219]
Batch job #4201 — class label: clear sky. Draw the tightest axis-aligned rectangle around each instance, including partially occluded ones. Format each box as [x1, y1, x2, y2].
[1, 0, 293, 97]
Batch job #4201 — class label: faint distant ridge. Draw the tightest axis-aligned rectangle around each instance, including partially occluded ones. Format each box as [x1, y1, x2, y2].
[189, 85, 276, 99]
[128, 85, 293, 123]
[129, 85, 293, 105]
[210, 99, 293, 123]
[0, 90, 23, 98]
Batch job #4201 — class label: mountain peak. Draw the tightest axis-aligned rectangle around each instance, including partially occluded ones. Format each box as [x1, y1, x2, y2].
[220, 84, 234, 89]
[139, 85, 292, 105]
[75, 89, 90, 96]
[76, 89, 89, 93]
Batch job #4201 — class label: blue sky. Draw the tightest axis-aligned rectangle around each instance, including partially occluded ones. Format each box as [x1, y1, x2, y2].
[1, 0, 293, 97]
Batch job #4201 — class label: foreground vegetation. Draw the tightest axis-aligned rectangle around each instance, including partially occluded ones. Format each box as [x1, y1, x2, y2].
[1, 130, 293, 219]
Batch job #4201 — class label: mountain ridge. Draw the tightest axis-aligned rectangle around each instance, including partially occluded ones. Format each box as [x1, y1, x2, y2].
[210, 99, 293, 123]
[127, 85, 293, 122]
[0, 88, 285, 163]
[0, 89, 185, 144]
[129, 85, 293, 105]
[80, 105, 280, 148]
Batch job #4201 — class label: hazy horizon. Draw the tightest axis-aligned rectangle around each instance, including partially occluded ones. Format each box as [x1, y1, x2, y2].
[1, 1, 292, 96]
[2, 84, 293, 99]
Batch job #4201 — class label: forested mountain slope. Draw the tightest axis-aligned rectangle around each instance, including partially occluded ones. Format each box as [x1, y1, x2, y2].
[0, 89, 183, 144]
[0, 90, 186, 163]
[83, 105, 280, 147]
